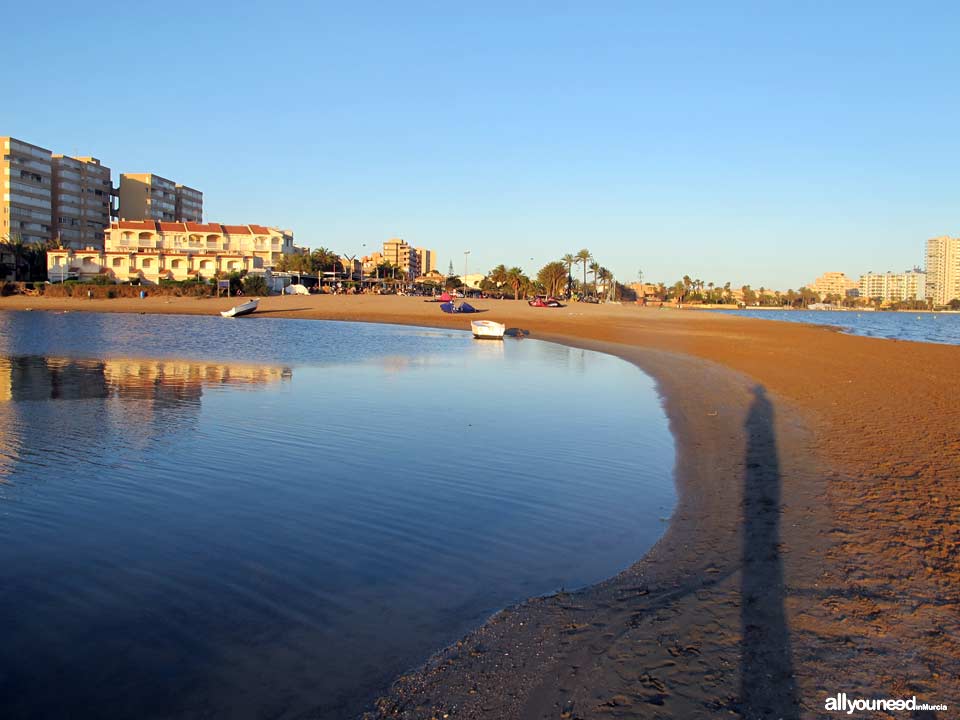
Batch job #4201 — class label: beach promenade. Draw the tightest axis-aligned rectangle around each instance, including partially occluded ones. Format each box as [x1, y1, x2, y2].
[1, 293, 957, 718]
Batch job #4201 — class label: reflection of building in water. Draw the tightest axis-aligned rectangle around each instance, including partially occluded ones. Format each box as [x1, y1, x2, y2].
[0, 357, 110, 401]
[102, 360, 289, 406]
[0, 357, 290, 403]
[0, 357, 291, 480]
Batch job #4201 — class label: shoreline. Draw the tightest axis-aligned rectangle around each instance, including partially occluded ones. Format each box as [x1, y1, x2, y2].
[1, 295, 957, 717]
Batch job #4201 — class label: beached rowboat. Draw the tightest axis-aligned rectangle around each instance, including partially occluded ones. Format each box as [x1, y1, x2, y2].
[220, 298, 260, 318]
[471, 320, 506, 339]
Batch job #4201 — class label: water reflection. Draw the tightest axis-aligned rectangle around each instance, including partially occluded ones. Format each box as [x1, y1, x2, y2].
[0, 312, 675, 720]
[0, 357, 291, 403]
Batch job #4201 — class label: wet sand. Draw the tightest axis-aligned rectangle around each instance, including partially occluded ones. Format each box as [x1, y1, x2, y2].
[2, 294, 957, 718]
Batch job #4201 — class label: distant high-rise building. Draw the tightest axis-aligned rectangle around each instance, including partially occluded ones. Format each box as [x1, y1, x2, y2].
[51, 154, 112, 249]
[809, 271, 857, 300]
[119, 173, 202, 222]
[1, 136, 53, 246]
[925, 236, 960, 306]
[175, 184, 203, 222]
[382, 238, 421, 279]
[859, 270, 926, 303]
[415, 247, 436, 275]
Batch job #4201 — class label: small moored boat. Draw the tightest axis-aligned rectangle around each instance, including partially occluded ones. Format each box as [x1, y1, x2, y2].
[471, 320, 506, 339]
[220, 298, 260, 318]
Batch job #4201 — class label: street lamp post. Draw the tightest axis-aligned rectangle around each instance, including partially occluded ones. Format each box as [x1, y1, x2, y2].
[463, 250, 470, 297]
[359, 244, 366, 293]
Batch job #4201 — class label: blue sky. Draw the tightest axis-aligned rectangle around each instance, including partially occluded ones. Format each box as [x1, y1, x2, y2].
[5, 2, 957, 288]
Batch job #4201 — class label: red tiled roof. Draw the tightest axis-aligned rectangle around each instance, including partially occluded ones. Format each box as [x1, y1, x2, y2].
[110, 220, 276, 235]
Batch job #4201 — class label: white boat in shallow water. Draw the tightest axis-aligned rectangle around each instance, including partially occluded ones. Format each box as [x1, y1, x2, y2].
[471, 320, 506, 339]
[220, 298, 260, 318]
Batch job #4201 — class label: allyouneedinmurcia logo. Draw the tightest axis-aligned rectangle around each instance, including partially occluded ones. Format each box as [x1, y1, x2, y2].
[824, 693, 948, 714]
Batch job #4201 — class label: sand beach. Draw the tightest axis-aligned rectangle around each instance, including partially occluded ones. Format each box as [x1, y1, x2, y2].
[1, 293, 956, 718]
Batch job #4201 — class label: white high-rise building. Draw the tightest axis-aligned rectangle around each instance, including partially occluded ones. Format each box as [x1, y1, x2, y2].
[858, 270, 926, 303]
[925, 236, 960, 306]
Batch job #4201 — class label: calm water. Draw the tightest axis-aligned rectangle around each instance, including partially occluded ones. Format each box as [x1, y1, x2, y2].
[0, 311, 675, 720]
[721, 309, 960, 345]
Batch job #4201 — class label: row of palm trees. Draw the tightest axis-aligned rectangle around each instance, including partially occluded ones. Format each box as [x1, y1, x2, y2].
[0, 234, 50, 282]
[473, 249, 616, 300]
[560, 249, 614, 298]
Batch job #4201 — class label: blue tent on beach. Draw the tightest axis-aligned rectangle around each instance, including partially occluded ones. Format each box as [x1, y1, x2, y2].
[440, 302, 477, 314]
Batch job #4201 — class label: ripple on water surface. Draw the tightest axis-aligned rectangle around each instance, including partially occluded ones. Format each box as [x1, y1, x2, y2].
[0, 311, 675, 720]
[721, 308, 960, 345]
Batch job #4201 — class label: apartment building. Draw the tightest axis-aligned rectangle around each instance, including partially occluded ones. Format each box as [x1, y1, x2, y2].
[362, 251, 384, 273]
[858, 270, 926, 303]
[382, 238, 421, 279]
[925, 236, 960, 306]
[809, 271, 857, 300]
[175, 184, 203, 222]
[48, 220, 295, 284]
[1, 136, 53, 246]
[415, 247, 436, 275]
[51, 154, 112, 249]
[119, 173, 202, 222]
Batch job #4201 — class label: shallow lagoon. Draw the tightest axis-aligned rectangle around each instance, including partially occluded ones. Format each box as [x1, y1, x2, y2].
[0, 311, 675, 719]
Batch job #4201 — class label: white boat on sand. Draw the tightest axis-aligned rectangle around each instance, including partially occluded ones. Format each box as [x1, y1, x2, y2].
[471, 320, 506, 339]
[220, 298, 260, 318]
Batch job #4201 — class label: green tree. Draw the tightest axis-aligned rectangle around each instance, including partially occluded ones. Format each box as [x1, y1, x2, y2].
[310, 247, 340, 275]
[576, 249, 592, 297]
[0, 233, 44, 282]
[588, 260, 601, 297]
[561, 253, 577, 296]
[242, 274, 270, 296]
[597, 266, 613, 300]
[671, 280, 685, 301]
[797, 286, 819, 308]
[506, 266, 527, 300]
[487, 264, 508, 289]
[537, 261, 567, 298]
[444, 275, 463, 291]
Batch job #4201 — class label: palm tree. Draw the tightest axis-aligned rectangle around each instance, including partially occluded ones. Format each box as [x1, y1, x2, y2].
[310, 248, 340, 287]
[597, 267, 613, 300]
[576, 249, 591, 297]
[1, 233, 26, 282]
[505, 266, 526, 300]
[561, 253, 576, 297]
[588, 260, 600, 298]
[488, 264, 508, 295]
[672, 280, 685, 303]
[537, 261, 567, 298]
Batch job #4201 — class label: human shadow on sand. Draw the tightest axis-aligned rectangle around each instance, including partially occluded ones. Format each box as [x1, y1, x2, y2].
[740, 385, 800, 719]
